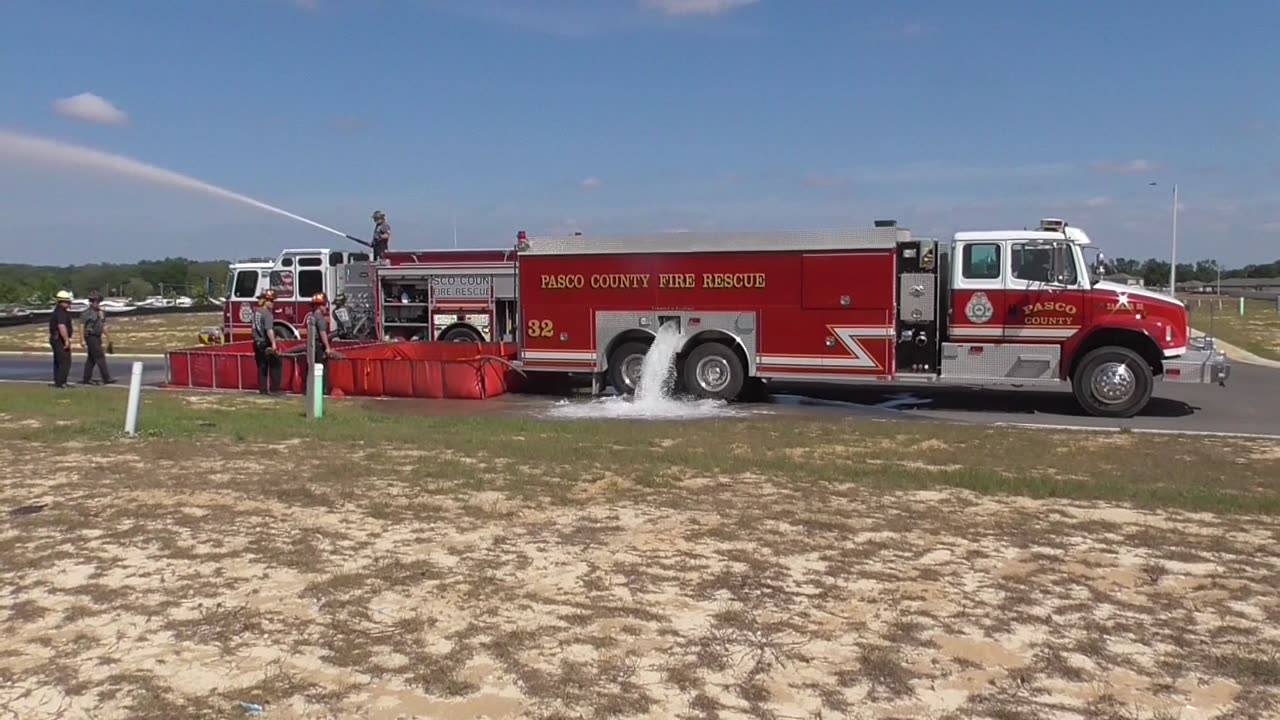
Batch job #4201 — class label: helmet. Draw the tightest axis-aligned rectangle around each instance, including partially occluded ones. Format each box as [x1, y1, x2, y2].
[55, 290, 72, 302]
[311, 292, 327, 306]
[372, 210, 385, 221]
[334, 292, 346, 304]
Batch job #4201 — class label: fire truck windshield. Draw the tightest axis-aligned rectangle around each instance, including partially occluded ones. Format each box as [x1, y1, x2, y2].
[1012, 243, 1079, 285]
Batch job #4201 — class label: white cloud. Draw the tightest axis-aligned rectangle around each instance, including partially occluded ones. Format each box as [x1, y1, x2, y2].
[52, 92, 129, 127]
[641, 0, 757, 17]
[579, 176, 604, 191]
[1091, 159, 1159, 176]
[1262, 221, 1280, 233]
[1085, 196, 1113, 208]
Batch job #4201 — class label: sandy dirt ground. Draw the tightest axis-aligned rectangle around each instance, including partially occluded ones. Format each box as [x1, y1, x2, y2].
[2, 437, 1279, 720]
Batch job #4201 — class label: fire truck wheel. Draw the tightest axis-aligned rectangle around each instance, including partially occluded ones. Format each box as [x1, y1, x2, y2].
[441, 326, 483, 343]
[683, 343, 744, 401]
[607, 341, 650, 395]
[1071, 346, 1153, 418]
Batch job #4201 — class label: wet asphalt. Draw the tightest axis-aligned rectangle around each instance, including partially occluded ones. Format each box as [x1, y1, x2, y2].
[1, 352, 1277, 436]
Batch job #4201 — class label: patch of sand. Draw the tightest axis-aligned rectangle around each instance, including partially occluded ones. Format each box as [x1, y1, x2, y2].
[0, 441, 1278, 719]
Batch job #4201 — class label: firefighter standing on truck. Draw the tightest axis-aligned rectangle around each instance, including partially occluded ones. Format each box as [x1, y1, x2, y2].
[79, 291, 115, 385]
[371, 210, 391, 260]
[305, 293, 338, 395]
[251, 289, 282, 394]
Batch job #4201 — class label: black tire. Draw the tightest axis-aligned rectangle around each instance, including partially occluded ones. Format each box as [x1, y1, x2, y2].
[607, 341, 650, 395]
[273, 324, 296, 340]
[441, 326, 484, 343]
[1071, 346, 1153, 418]
[682, 342, 745, 401]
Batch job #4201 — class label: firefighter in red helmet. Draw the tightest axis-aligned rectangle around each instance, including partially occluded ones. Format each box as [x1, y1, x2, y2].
[306, 292, 338, 394]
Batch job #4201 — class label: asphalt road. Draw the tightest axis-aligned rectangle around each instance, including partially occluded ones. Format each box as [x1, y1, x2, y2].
[1, 352, 1277, 436]
[767, 362, 1280, 436]
[0, 354, 168, 387]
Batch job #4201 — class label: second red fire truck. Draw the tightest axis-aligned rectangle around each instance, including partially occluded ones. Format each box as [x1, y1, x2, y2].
[222, 218, 1229, 418]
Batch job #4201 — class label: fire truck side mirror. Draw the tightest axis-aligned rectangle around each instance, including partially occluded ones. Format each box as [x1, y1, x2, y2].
[1090, 252, 1107, 283]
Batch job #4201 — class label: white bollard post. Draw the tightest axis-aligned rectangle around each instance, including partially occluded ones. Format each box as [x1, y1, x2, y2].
[124, 361, 143, 436]
[1239, 296, 1245, 317]
[305, 339, 315, 413]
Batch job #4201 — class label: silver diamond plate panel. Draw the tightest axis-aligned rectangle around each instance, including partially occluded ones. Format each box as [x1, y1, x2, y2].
[523, 228, 916, 256]
[594, 310, 758, 374]
[340, 261, 378, 340]
[940, 342, 1061, 384]
[898, 273, 936, 323]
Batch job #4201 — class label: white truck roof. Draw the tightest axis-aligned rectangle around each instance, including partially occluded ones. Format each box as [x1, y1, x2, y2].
[955, 219, 1091, 245]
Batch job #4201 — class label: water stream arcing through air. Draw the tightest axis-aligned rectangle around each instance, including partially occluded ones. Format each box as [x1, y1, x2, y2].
[0, 128, 350, 239]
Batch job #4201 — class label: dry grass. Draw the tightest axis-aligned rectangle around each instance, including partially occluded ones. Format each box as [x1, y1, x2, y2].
[1, 385, 1279, 719]
[0, 311, 219, 354]
[1185, 295, 1280, 360]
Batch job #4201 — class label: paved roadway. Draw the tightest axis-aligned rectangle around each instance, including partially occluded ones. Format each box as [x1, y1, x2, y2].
[767, 362, 1280, 436]
[1, 352, 1277, 436]
[0, 354, 168, 387]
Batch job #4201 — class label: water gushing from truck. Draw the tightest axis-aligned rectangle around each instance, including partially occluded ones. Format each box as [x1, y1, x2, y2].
[545, 321, 739, 419]
[633, 320, 681, 405]
[0, 129, 350, 239]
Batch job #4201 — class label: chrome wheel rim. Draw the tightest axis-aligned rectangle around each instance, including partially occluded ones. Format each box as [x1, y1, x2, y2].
[621, 354, 645, 391]
[1090, 361, 1136, 405]
[695, 356, 731, 393]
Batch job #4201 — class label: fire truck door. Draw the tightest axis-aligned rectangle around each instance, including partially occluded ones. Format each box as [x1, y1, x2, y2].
[1002, 242, 1087, 343]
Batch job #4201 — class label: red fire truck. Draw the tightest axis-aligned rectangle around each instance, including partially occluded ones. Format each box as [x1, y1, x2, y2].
[216, 247, 518, 345]
[513, 219, 1230, 418]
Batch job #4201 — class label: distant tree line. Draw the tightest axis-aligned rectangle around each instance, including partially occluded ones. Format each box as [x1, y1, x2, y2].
[1107, 258, 1280, 288]
[0, 258, 231, 305]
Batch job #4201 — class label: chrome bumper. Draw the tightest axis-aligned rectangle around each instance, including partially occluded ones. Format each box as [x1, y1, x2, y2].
[1163, 337, 1230, 385]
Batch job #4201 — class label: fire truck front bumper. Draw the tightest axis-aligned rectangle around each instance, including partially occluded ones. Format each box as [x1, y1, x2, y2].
[1162, 337, 1230, 386]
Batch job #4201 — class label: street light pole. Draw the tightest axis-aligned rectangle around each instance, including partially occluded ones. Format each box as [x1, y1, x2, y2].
[1149, 181, 1179, 296]
[1169, 183, 1178, 296]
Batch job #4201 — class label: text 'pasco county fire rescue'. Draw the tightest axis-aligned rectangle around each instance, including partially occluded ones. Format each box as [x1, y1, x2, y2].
[540, 273, 767, 290]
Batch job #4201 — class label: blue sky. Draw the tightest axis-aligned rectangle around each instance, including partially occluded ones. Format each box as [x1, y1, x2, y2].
[1, 0, 1278, 267]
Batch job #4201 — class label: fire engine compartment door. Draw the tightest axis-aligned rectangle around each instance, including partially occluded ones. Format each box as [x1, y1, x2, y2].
[801, 252, 895, 310]
[340, 261, 378, 340]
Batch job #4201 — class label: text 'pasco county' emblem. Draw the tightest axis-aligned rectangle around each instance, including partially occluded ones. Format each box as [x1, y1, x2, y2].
[239, 305, 254, 323]
[965, 292, 994, 324]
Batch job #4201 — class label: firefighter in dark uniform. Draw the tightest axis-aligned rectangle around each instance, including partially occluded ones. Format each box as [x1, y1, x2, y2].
[305, 293, 339, 394]
[49, 290, 74, 388]
[371, 210, 391, 260]
[79, 291, 115, 385]
[251, 289, 282, 394]
[331, 292, 354, 339]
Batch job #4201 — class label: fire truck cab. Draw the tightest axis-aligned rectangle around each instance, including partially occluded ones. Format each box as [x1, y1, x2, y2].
[514, 219, 1229, 418]
[212, 259, 275, 344]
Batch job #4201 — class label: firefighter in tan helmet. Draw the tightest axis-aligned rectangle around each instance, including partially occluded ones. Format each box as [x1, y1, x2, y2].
[252, 288, 282, 394]
[370, 210, 391, 260]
